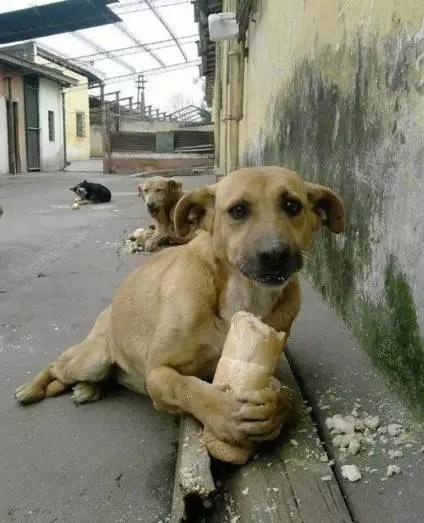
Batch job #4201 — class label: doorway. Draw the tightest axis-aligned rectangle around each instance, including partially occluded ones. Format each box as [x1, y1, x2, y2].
[23, 76, 40, 171]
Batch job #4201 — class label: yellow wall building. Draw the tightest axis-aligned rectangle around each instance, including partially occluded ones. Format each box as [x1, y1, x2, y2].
[34, 45, 102, 163]
[2, 42, 102, 164]
[62, 69, 91, 162]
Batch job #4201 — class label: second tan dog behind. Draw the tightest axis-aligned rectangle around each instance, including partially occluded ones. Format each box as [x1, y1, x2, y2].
[15, 167, 345, 449]
[135, 176, 187, 252]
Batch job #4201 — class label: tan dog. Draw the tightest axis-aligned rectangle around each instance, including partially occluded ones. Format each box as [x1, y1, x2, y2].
[15, 167, 345, 448]
[137, 176, 187, 251]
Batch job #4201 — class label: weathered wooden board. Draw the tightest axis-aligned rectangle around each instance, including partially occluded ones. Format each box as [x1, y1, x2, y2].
[206, 357, 353, 522]
[170, 415, 216, 522]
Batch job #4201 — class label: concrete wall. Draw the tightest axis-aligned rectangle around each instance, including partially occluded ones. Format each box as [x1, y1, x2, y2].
[216, 0, 424, 412]
[39, 78, 64, 172]
[90, 124, 103, 157]
[63, 74, 90, 162]
[120, 118, 181, 133]
[36, 55, 91, 162]
[119, 117, 214, 133]
[109, 152, 213, 174]
[0, 95, 9, 174]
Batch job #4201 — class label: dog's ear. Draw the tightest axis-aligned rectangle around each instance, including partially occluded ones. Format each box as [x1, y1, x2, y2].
[167, 178, 182, 192]
[137, 184, 144, 199]
[175, 185, 216, 237]
[306, 183, 345, 233]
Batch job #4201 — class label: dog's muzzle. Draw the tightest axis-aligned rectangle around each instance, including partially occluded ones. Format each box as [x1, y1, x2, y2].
[147, 202, 159, 216]
[76, 188, 88, 198]
[239, 242, 303, 287]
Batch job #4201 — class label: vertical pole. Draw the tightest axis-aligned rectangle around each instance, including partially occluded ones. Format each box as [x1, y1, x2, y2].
[6, 78, 16, 174]
[214, 42, 222, 169]
[62, 91, 67, 169]
[101, 83, 112, 174]
[115, 90, 120, 132]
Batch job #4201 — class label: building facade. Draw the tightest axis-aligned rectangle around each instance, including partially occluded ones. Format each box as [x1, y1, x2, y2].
[0, 51, 77, 174]
[32, 45, 101, 163]
[0, 42, 102, 169]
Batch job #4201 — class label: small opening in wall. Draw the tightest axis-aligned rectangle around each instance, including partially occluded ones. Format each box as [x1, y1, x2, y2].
[48, 110, 55, 142]
[76, 112, 86, 138]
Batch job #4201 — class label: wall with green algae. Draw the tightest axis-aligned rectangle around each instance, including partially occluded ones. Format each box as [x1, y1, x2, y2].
[238, 2, 424, 413]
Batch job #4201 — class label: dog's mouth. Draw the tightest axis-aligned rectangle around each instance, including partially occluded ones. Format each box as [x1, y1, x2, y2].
[147, 207, 160, 217]
[238, 251, 303, 288]
[239, 266, 292, 287]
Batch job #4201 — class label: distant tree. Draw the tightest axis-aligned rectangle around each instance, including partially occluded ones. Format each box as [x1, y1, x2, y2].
[167, 93, 196, 114]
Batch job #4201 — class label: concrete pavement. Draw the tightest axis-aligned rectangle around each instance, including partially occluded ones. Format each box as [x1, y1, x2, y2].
[0, 171, 214, 523]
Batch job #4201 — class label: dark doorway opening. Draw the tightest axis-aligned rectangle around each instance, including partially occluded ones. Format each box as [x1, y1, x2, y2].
[24, 75, 40, 171]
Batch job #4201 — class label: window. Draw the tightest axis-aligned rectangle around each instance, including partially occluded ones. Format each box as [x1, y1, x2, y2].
[76, 112, 86, 138]
[48, 110, 55, 142]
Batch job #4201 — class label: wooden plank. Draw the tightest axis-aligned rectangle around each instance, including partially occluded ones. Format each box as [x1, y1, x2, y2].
[170, 415, 216, 523]
[207, 358, 353, 522]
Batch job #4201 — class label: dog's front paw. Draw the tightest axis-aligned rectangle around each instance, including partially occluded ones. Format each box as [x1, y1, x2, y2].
[15, 382, 45, 405]
[144, 234, 166, 252]
[234, 383, 295, 443]
[71, 382, 103, 404]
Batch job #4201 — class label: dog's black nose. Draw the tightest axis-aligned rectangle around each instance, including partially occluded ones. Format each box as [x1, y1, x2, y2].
[147, 202, 156, 212]
[258, 244, 293, 274]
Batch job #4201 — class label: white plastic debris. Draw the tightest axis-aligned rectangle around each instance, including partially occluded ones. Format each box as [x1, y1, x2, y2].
[388, 450, 404, 459]
[321, 475, 333, 481]
[348, 438, 361, 455]
[364, 416, 380, 430]
[326, 415, 355, 434]
[386, 465, 401, 477]
[387, 424, 402, 437]
[341, 464, 362, 482]
[290, 439, 299, 447]
[351, 408, 359, 418]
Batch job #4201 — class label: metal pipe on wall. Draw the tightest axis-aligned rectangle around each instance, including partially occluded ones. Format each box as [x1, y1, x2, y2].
[224, 0, 245, 174]
[62, 91, 68, 169]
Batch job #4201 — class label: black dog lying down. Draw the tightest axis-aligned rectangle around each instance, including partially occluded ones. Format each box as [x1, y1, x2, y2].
[70, 180, 112, 209]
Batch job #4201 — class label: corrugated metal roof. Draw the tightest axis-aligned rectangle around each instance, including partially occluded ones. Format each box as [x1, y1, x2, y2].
[0, 0, 121, 45]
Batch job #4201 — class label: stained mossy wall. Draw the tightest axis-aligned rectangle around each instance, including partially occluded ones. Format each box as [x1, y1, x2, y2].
[235, 0, 424, 412]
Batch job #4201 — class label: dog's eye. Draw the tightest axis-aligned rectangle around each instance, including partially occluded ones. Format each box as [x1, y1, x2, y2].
[281, 197, 303, 217]
[228, 202, 250, 220]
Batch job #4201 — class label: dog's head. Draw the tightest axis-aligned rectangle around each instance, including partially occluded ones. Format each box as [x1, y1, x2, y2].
[138, 177, 183, 217]
[175, 166, 345, 288]
[70, 180, 89, 199]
